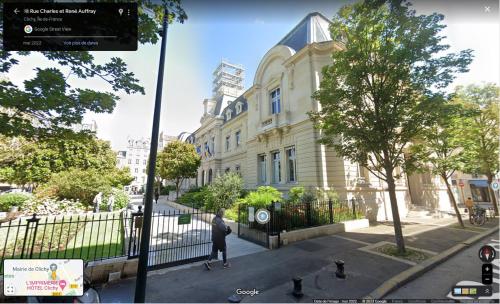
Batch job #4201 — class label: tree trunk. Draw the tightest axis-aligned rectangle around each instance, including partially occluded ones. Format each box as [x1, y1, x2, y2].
[441, 173, 464, 228]
[384, 161, 406, 254]
[176, 179, 180, 200]
[486, 174, 499, 216]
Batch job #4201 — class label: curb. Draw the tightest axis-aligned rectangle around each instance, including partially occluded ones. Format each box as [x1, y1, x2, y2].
[365, 224, 499, 300]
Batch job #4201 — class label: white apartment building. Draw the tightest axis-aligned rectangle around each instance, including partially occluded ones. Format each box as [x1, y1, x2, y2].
[117, 132, 176, 193]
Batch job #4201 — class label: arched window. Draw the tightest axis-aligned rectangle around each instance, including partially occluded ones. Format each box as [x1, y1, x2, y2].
[208, 169, 213, 184]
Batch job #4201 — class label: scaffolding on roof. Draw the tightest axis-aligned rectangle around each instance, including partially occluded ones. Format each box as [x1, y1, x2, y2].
[212, 59, 245, 98]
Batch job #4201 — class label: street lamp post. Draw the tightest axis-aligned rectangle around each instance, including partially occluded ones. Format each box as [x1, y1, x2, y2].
[134, 5, 169, 303]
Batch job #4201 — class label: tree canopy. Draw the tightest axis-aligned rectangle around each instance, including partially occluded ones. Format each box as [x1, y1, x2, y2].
[0, 0, 187, 139]
[0, 135, 130, 188]
[455, 83, 499, 215]
[310, 0, 473, 252]
[409, 102, 470, 227]
[157, 141, 200, 198]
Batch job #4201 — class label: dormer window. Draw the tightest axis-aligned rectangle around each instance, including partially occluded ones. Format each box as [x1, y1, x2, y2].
[226, 109, 232, 120]
[235, 102, 243, 115]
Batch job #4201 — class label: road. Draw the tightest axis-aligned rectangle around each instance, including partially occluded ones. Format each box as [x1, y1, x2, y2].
[386, 233, 500, 301]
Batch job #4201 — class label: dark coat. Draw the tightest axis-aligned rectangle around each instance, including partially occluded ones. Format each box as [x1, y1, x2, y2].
[211, 215, 228, 250]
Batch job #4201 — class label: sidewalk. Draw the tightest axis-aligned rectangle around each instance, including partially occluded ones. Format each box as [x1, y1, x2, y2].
[99, 215, 498, 302]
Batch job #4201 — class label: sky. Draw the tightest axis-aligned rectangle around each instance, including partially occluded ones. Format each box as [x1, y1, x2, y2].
[4, 0, 499, 151]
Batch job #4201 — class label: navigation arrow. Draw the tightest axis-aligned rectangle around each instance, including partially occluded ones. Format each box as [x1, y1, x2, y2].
[14, 8, 19, 14]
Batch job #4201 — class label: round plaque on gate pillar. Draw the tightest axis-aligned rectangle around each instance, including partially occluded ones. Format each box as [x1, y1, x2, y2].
[255, 209, 270, 224]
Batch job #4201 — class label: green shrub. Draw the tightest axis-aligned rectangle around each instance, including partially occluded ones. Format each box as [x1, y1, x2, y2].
[36, 168, 111, 206]
[301, 191, 317, 204]
[288, 186, 305, 203]
[113, 189, 129, 210]
[160, 185, 176, 195]
[239, 186, 282, 209]
[177, 186, 209, 209]
[224, 207, 239, 221]
[99, 188, 130, 211]
[317, 187, 339, 201]
[0, 193, 31, 211]
[205, 172, 243, 211]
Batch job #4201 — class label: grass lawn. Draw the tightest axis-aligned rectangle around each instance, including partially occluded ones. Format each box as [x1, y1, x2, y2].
[0, 212, 125, 274]
[63, 212, 125, 261]
[374, 243, 431, 263]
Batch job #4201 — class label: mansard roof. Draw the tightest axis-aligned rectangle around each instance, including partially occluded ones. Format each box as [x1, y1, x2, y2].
[276, 12, 332, 52]
[222, 95, 248, 124]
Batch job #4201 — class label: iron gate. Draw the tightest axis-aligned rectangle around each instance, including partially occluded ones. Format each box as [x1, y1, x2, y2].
[127, 207, 213, 269]
[237, 204, 279, 248]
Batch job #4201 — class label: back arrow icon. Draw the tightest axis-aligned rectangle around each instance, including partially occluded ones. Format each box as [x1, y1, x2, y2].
[14, 8, 19, 14]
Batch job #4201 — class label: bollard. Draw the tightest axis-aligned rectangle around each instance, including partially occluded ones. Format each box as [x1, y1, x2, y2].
[292, 277, 304, 298]
[335, 260, 346, 279]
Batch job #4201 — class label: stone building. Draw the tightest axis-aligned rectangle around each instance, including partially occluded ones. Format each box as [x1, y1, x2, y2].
[186, 12, 471, 221]
[117, 132, 176, 193]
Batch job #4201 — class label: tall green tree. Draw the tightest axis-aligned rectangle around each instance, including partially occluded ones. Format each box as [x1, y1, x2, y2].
[310, 0, 472, 253]
[409, 104, 468, 227]
[157, 141, 201, 199]
[0, 1, 187, 139]
[0, 135, 123, 188]
[455, 83, 499, 216]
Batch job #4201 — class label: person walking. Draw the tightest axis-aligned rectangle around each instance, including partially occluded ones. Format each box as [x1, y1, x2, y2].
[93, 192, 102, 213]
[107, 193, 115, 212]
[155, 188, 160, 204]
[204, 209, 232, 270]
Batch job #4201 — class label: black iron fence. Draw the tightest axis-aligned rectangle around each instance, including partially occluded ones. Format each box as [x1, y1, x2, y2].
[237, 199, 365, 248]
[270, 199, 364, 233]
[0, 212, 127, 275]
[127, 207, 213, 269]
[0, 208, 215, 275]
[237, 204, 270, 247]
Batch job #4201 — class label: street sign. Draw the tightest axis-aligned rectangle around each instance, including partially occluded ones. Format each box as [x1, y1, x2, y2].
[178, 214, 191, 225]
[458, 180, 465, 187]
[248, 206, 255, 222]
[134, 217, 143, 229]
[491, 181, 499, 190]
